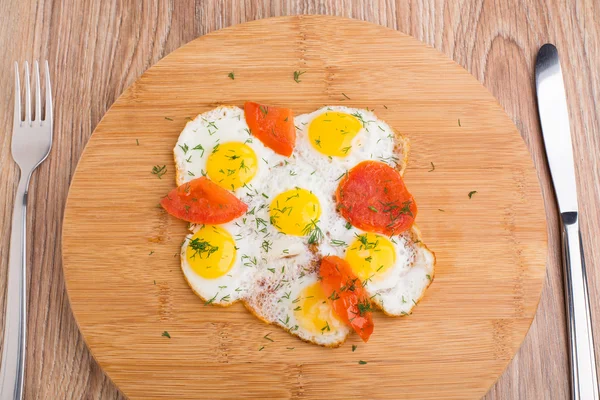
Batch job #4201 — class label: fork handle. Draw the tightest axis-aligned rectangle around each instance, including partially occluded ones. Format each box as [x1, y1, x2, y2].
[0, 175, 29, 400]
[562, 212, 599, 400]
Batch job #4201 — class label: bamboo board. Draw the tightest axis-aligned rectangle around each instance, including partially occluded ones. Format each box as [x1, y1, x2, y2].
[62, 15, 547, 400]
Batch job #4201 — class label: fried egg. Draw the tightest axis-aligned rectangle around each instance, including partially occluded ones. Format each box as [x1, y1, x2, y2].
[243, 260, 351, 346]
[174, 106, 282, 189]
[321, 223, 435, 316]
[172, 104, 434, 346]
[180, 223, 256, 305]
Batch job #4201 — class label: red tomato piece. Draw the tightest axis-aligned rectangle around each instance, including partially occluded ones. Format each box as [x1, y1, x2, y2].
[319, 256, 374, 342]
[336, 160, 417, 235]
[244, 101, 296, 157]
[160, 177, 247, 224]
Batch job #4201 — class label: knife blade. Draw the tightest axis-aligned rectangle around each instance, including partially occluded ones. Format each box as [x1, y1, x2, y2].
[535, 43, 599, 400]
[536, 43, 578, 213]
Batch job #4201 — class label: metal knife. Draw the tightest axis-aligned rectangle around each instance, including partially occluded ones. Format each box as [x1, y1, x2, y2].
[535, 43, 599, 400]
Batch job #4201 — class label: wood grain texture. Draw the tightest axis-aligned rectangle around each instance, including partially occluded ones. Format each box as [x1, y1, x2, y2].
[60, 15, 547, 400]
[0, 1, 597, 399]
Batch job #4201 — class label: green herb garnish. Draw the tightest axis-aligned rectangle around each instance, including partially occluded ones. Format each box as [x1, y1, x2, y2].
[293, 70, 306, 83]
[263, 333, 274, 342]
[302, 219, 324, 244]
[188, 238, 219, 259]
[262, 240, 272, 252]
[204, 293, 218, 305]
[279, 315, 290, 326]
[336, 171, 348, 181]
[151, 165, 167, 179]
[356, 233, 378, 250]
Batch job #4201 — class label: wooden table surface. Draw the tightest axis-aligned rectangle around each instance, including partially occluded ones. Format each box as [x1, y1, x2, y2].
[0, 1, 598, 399]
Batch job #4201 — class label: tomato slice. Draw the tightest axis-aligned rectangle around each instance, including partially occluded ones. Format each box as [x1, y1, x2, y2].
[160, 177, 247, 224]
[319, 256, 374, 342]
[244, 102, 296, 157]
[336, 160, 417, 235]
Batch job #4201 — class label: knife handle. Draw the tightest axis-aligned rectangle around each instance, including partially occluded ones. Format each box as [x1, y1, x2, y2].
[562, 211, 599, 400]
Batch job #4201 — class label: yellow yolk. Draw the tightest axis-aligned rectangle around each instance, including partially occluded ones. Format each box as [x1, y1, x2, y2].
[308, 112, 362, 157]
[186, 225, 236, 279]
[269, 188, 321, 236]
[206, 142, 258, 190]
[294, 283, 343, 335]
[345, 233, 396, 281]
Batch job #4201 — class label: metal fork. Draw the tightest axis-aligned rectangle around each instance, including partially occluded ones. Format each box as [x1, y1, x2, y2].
[0, 61, 53, 400]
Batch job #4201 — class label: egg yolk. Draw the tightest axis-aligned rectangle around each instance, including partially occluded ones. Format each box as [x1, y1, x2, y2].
[206, 142, 258, 190]
[308, 112, 362, 157]
[269, 188, 321, 236]
[345, 233, 396, 281]
[185, 225, 236, 279]
[293, 282, 343, 335]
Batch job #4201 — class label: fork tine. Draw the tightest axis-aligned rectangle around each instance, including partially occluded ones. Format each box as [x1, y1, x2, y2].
[14, 62, 21, 125]
[24, 61, 31, 124]
[44, 60, 52, 124]
[34, 61, 41, 123]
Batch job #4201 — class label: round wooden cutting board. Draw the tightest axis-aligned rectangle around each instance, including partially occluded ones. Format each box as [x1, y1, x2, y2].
[62, 15, 547, 400]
